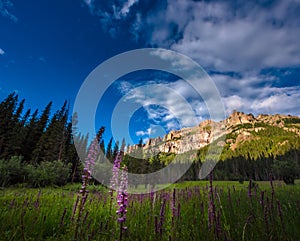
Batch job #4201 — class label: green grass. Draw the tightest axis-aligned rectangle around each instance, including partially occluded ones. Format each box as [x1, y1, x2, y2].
[0, 181, 299, 240]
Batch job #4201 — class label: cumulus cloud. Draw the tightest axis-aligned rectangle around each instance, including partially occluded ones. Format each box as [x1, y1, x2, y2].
[119, 80, 206, 131]
[0, 48, 5, 55]
[83, 0, 139, 38]
[119, 0, 139, 18]
[84, 0, 300, 72]
[0, 0, 18, 22]
[214, 73, 300, 116]
[85, 0, 300, 130]
[147, 0, 300, 72]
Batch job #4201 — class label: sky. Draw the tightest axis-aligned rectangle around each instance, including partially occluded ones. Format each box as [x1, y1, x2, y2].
[1, 0, 300, 145]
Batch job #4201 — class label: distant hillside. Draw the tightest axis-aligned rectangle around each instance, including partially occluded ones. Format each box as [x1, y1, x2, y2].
[125, 111, 300, 183]
[127, 110, 300, 156]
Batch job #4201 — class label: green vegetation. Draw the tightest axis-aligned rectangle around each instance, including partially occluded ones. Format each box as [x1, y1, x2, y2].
[0, 156, 71, 188]
[0, 92, 299, 187]
[283, 117, 300, 124]
[0, 181, 299, 240]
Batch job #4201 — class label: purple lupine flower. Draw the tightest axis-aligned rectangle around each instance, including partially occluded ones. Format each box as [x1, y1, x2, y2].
[208, 171, 216, 230]
[110, 152, 123, 192]
[109, 151, 129, 240]
[116, 166, 128, 225]
[34, 190, 41, 209]
[154, 216, 159, 233]
[80, 137, 99, 195]
[171, 188, 177, 217]
[177, 202, 181, 218]
[159, 198, 167, 236]
[74, 137, 99, 240]
[216, 210, 222, 239]
[260, 191, 265, 208]
[109, 151, 122, 220]
[269, 173, 275, 205]
[276, 199, 285, 231]
[116, 165, 128, 241]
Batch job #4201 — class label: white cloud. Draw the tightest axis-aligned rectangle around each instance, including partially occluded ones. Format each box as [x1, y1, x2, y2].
[250, 86, 300, 115]
[120, 0, 139, 17]
[0, 48, 5, 55]
[146, 0, 300, 72]
[84, 0, 300, 72]
[215, 72, 300, 116]
[86, 0, 300, 125]
[136, 128, 151, 137]
[84, 0, 93, 7]
[121, 81, 205, 130]
[0, 0, 18, 22]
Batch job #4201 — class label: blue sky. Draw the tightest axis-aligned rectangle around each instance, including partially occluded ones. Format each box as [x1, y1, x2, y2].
[1, 0, 300, 145]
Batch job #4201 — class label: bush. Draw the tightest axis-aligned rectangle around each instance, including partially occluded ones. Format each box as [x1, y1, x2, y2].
[272, 159, 300, 185]
[26, 160, 71, 187]
[0, 156, 26, 187]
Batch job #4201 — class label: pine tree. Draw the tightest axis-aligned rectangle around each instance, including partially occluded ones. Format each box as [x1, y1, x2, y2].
[106, 137, 113, 161]
[0, 92, 19, 158]
[32, 101, 69, 163]
[6, 100, 28, 157]
[22, 109, 38, 162]
[112, 140, 119, 160]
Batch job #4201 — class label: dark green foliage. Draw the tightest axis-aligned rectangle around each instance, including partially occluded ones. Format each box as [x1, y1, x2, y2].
[232, 123, 253, 131]
[32, 101, 69, 164]
[26, 160, 72, 187]
[0, 91, 299, 186]
[113, 140, 119, 160]
[0, 93, 95, 186]
[0, 156, 26, 187]
[0, 157, 71, 187]
[283, 117, 300, 124]
[106, 137, 113, 162]
[272, 159, 300, 184]
[0, 93, 19, 158]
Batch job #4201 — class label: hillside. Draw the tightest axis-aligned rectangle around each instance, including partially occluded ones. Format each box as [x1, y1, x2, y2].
[124, 111, 300, 183]
[127, 110, 300, 155]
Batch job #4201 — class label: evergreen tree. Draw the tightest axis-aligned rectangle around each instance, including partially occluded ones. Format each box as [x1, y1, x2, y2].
[32, 101, 68, 163]
[0, 93, 18, 158]
[106, 137, 113, 161]
[112, 140, 119, 160]
[22, 109, 38, 162]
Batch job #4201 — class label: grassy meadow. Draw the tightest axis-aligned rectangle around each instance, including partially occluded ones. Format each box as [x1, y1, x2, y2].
[0, 180, 299, 241]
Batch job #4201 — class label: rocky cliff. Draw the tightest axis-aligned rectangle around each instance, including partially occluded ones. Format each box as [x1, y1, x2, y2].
[126, 111, 300, 154]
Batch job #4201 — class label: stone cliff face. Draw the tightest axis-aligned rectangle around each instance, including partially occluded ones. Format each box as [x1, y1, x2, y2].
[126, 111, 300, 154]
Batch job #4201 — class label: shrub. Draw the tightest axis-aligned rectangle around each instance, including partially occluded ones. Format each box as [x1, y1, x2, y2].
[0, 156, 26, 187]
[26, 160, 71, 187]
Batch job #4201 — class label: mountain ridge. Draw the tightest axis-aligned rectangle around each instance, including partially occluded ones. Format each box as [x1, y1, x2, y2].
[127, 110, 300, 155]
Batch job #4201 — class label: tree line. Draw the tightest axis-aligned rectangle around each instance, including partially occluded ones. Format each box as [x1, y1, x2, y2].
[0, 93, 121, 187]
[0, 92, 299, 187]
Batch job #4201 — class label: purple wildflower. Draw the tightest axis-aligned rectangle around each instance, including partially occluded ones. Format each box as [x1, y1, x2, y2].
[260, 191, 265, 208]
[116, 166, 128, 221]
[116, 165, 128, 241]
[110, 152, 123, 191]
[248, 179, 253, 198]
[109, 151, 129, 241]
[159, 198, 167, 236]
[171, 188, 177, 217]
[74, 137, 99, 239]
[79, 137, 99, 200]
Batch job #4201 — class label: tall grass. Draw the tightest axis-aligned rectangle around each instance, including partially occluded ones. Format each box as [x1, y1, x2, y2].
[0, 180, 299, 240]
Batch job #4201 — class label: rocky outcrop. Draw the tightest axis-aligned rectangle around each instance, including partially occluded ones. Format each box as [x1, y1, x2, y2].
[126, 111, 300, 154]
